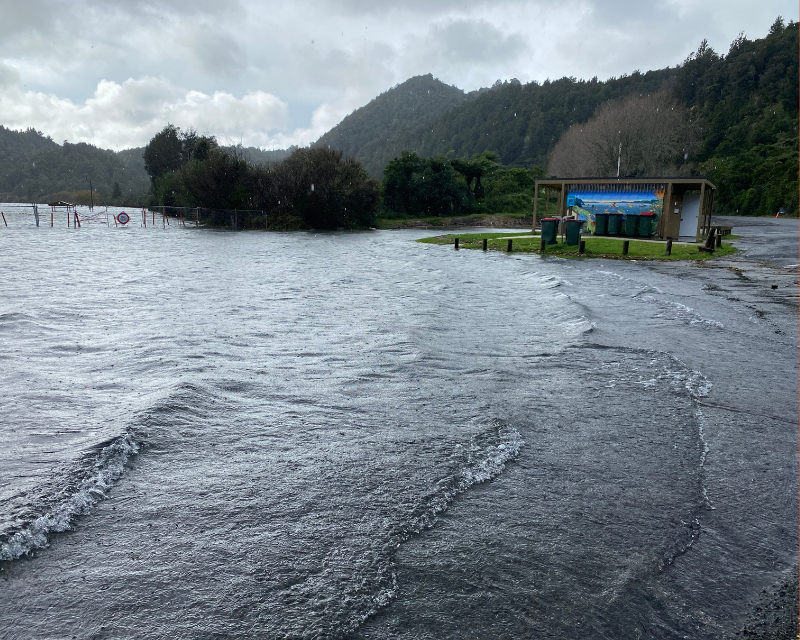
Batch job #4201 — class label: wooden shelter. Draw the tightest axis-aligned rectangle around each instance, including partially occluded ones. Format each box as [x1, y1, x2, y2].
[48, 201, 77, 212]
[533, 177, 716, 242]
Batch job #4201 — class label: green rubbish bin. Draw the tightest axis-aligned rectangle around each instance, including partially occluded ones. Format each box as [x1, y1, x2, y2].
[607, 213, 622, 235]
[565, 218, 584, 245]
[624, 214, 638, 236]
[639, 212, 655, 237]
[540, 217, 559, 245]
[594, 213, 608, 236]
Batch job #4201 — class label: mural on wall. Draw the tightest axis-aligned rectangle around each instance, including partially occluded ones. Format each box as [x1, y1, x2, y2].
[567, 184, 665, 235]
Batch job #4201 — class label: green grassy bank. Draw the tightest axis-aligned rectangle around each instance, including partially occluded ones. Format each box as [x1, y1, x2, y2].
[418, 232, 739, 261]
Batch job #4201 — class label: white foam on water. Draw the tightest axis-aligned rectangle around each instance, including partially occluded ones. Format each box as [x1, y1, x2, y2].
[345, 420, 525, 635]
[638, 295, 725, 329]
[0, 432, 139, 562]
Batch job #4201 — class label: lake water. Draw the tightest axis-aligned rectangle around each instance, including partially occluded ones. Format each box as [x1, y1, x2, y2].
[0, 211, 797, 639]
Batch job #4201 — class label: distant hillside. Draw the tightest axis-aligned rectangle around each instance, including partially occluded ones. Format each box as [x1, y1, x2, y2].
[678, 18, 798, 215]
[314, 74, 474, 168]
[343, 71, 677, 177]
[319, 19, 797, 215]
[0, 127, 150, 202]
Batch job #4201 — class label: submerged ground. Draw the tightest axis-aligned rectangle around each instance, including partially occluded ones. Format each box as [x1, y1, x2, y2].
[0, 212, 797, 639]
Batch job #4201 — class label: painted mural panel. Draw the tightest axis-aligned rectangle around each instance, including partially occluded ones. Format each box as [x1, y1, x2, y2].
[568, 184, 664, 235]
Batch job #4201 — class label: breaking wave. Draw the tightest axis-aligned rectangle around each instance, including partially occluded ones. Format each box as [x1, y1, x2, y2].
[0, 431, 140, 563]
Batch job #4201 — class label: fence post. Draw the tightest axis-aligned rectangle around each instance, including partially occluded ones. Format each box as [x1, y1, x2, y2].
[579, 240, 585, 255]
[482, 238, 487, 251]
[507, 239, 513, 252]
[622, 240, 629, 256]
[454, 237, 459, 250]
[665, 239, 673, 256]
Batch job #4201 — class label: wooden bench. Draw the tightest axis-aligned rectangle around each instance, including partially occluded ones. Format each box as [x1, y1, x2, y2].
[710, 224, 732, 236]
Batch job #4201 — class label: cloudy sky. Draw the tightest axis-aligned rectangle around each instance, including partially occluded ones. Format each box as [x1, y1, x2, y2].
[0, 0, 796, 151]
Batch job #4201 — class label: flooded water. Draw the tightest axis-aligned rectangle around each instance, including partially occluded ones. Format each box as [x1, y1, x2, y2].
[0, 211, 797, 639]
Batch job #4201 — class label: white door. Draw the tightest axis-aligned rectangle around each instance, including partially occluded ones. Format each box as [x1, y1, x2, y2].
[680, 194, 700, 238]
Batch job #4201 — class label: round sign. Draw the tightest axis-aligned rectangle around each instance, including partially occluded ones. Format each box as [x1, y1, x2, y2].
[117, 212, 130, 225]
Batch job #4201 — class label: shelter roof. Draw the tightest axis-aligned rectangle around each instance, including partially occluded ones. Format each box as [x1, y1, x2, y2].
[535, 177, 715, 190]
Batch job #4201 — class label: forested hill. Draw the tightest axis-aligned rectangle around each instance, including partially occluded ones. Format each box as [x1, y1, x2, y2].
[314, 74, 474, 162]
[679, 19, 798, 215]
[0, 126, 150, 202]
[350, 70, 676, 176]
[313, 19, 798, 215]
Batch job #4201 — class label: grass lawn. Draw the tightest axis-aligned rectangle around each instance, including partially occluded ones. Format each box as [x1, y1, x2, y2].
[418, 232, 739, 261]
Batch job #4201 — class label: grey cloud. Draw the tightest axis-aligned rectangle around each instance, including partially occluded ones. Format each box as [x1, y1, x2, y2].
[432, 19, 527, 63]
[190, 29, 248, 77]
[0, 62, 20, 87]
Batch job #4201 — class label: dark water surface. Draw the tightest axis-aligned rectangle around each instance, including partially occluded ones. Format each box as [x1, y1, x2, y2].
[0, 215, 797, 639]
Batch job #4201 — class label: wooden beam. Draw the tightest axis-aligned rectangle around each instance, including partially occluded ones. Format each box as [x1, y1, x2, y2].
[532, 185, 539, 231]
[696, 181, 706, 242]
[659, 183, 672, 239]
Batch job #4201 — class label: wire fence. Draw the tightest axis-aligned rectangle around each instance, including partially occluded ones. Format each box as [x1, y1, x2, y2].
[148, 206, 268, 230]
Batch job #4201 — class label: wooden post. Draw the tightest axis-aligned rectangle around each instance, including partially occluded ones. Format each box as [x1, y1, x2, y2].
[540, 236, 546, 252]
[482, 238, 487, 251]
[532, 184, 539, 232]
[454, 237, 459, 250]
[142, 209, 146, 227]
[715, 234, 722, 248]
[697, 182, 706, 243]
[51, 211, 53, 227]
[659, 183, 672, 239]
[666, 239, 673, 256]
[152, 209, 155, 225]
[507, 239, 513, 252]
[623, 240, 629, 256]
[1, 212, 6, 227]
[579, 240, 585, 255]
[195, 208, 199, 227]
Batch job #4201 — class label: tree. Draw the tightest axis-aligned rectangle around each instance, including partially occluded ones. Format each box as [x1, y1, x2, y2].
[450, 151, 500, 199]
[254, 147, 379, 229]
[143, 124, 183, 184]
[547, 88, 698, 177]
[111, 181, 122, 200]
[143, 125, 218, 186]
[382, 151, 473, 216]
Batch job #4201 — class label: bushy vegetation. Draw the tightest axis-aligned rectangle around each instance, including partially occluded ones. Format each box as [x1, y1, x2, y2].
[380, 149, 545, 219]
[145, 126, 380, 230]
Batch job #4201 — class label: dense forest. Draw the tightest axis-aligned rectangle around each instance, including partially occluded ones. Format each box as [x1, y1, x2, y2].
[0, 126, 289, 205]
[315, 74, 480, 159]
[313, 18, 798, 216]
[0, 127, 151, 204]
[679, 18, 798, 215]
